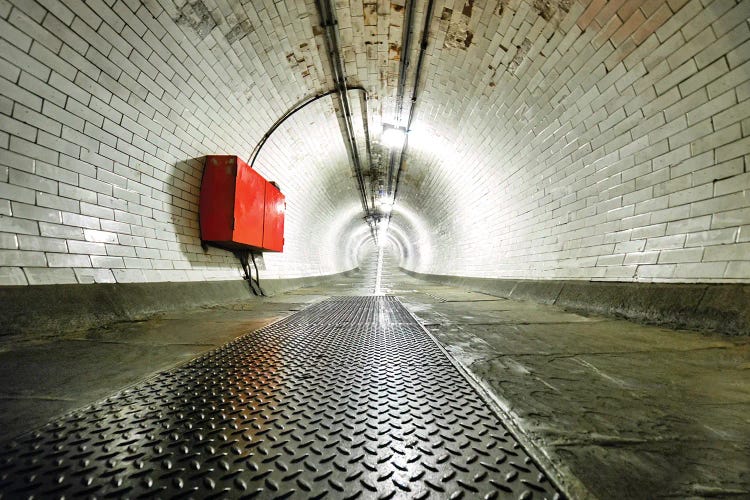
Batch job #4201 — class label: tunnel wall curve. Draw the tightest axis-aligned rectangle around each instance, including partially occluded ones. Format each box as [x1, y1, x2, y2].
[0, 0, 363, 286]
[395, 0, 750, 284]
[402, 267, 750, 335]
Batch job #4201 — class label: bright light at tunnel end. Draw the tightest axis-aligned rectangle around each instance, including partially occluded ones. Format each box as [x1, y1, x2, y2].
[377, 195, 394, 213]
[382, 126, 407, 149]
[376, 217, 389, 247]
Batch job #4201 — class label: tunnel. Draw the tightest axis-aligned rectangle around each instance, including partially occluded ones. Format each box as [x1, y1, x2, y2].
[0, 0, 749, 497]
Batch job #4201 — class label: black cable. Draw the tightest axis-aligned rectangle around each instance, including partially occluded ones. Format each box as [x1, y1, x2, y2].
[358, 90, 375, 195]
[248, 86, 366, 169]
[315, 0, 371, 216]
[247, 1, 380, 246]
[250, 252, 265, 297]
[384, 0, 416, 200]
[234, 249, 262, 296]
[395, 0, 416, 123]
[246, 85, 378, 253]
[247, 84, 376, 238]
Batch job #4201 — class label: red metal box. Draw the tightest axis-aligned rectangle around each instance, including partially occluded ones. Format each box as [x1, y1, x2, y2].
[200, 155, 284, 252]
[262, 181, 285, 252]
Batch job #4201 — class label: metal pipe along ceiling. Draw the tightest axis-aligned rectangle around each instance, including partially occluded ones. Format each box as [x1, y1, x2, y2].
[386, 0, 418, 198]
[248, 86, 367, 170]
[315, 0, 373, 232]
[392, 0, 435, 209]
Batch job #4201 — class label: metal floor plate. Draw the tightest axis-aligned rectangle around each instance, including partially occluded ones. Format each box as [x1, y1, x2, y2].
[0, 296, 562, 499]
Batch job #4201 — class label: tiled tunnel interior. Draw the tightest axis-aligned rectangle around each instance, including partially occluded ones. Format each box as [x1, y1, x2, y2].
[1, 0, 749, 498]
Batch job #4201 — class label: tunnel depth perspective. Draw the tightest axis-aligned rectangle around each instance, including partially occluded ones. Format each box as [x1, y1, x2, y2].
[1, 0, 749, 498]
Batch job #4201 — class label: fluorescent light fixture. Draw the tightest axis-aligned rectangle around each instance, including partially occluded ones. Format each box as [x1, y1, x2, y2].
[382, 126, 407, 149]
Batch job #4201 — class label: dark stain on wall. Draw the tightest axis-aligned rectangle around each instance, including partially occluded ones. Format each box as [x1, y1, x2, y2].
[532, 0, 572, 21]
[508, 38, 532, 75]
[497, 0, 512, 17]
[364, 3, 378, 25]
[464, 31, 473, 48]
[174, 0, 216, 40]
[444, 20, 473, 50]
[226, 19, 253, 44]
[389, 42, 401, 61]
[442, 0, 476, 51]
[533, 0, 555, 20]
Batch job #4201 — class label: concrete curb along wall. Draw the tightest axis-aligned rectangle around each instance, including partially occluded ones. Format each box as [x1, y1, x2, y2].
[402, 268, 750, 336]
[0, 268, 359, 339]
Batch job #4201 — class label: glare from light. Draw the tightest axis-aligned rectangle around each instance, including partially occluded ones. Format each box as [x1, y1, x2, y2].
[406, 125, 453, 161]
[376, 216, 389, 248]
[374, 245, 384, 294]
[382, 127, 407, 149]
[390, 204, 433, 271]
[377, 195, 394, 213]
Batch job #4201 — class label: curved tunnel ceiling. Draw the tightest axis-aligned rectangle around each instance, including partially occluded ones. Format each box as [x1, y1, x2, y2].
[0, 0, 748, 285]
[215, 0, 750, 283]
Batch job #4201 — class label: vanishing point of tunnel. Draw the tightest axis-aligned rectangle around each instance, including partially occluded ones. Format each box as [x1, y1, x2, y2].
[0, 0, 749, 498]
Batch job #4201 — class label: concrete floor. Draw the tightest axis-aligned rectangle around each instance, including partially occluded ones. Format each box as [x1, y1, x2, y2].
[0, 252, 748, 499]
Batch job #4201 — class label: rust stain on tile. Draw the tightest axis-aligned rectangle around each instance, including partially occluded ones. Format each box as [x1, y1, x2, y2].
[364, 3, 378, 25]
[389, 42, 401, 61]
[444, 19, 472, 50]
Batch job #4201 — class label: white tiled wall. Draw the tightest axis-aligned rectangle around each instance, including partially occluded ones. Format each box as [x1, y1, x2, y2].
[1, 0, 749, 286]
[394, 0, 750, 283]
[0, 0, 363, 285]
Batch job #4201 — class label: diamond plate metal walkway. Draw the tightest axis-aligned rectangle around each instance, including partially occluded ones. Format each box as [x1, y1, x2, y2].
[0, 296, 562, 499]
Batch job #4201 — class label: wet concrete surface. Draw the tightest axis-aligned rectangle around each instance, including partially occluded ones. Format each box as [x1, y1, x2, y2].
[382, 253, 750, 498]
[0, 299, 319, 441]
[0, 251, 748, 498]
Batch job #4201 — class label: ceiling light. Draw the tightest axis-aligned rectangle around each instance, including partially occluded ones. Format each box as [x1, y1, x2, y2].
[377, 195, 394, 212]
[382, 126, 407, 149]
